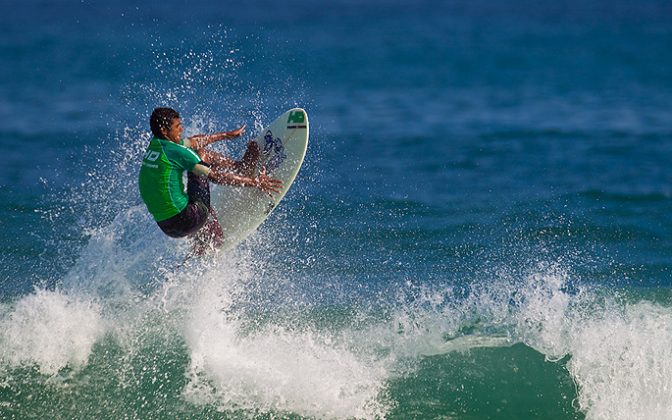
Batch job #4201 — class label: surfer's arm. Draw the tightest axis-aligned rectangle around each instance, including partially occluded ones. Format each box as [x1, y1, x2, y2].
[185, 124, 247, 149]
[191, 164, 212, 177]
[198, 165, 283, 195]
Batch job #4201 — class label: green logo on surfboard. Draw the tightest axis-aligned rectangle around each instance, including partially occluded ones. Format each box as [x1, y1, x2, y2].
[287, 111, 305, 124]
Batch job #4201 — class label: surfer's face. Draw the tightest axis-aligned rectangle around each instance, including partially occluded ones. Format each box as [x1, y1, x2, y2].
[162, 118, 183, 143]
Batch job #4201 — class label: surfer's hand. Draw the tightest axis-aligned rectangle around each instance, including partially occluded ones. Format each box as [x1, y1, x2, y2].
[255, 167, 283, 196]
[225, 124, 246, 139]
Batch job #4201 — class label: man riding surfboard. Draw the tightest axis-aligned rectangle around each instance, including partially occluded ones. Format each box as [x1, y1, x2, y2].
[138, 107, 282, 255]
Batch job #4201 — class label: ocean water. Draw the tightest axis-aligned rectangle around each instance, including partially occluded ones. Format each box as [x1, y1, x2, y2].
[2, 0, 672, 418]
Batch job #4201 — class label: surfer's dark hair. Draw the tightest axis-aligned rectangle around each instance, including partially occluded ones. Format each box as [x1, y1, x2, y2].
[150, 107, 180, 139]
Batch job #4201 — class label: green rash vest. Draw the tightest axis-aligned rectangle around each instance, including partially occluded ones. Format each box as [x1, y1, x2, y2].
[138, 137, 202, 222]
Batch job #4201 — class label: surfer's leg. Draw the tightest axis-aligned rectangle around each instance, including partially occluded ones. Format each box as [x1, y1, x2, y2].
[191, 207, 224, 256]
[186, 172, 224, 255]
[156, 200, 209, 238]
[187, 171, 211, 207]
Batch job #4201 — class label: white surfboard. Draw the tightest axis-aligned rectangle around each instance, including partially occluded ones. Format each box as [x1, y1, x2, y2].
[210, 108, 309, 250]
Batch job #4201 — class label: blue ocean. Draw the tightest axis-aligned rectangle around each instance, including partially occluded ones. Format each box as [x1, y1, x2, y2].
[2, 0, 672, 418]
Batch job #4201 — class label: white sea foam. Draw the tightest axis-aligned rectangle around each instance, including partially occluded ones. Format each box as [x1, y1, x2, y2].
[7, 209, 672, 420]
[486, 263, 672, 420]
[169, 253, 672, 420]
[352, 260, 672, 420]
[566, 302, 672, 420]
[0, 288, 104, 375]
[178, 258, 390, 419]
[512, 262, 577, 359]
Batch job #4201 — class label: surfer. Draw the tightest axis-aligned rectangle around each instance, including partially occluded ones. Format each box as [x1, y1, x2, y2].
[138, 107, 283, 255]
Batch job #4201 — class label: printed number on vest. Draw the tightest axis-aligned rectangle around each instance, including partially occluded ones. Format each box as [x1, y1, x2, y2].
[144, 150, 160, 162]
